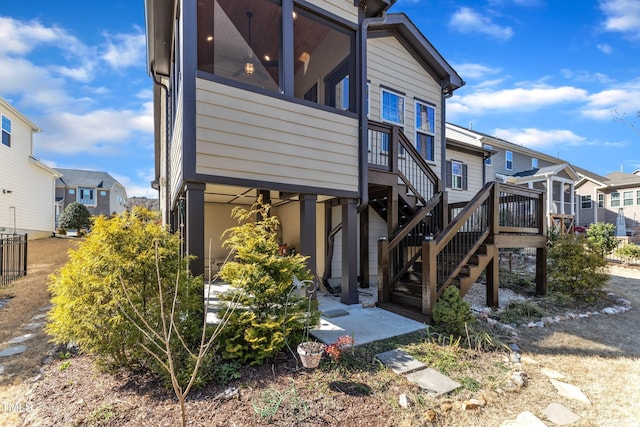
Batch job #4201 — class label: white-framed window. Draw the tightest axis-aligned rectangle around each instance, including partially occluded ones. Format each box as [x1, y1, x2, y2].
[484, 145, 492, 165]
[623, 191, 633, 206]
[381, 88, 404, 126]
[505, 150, 513, 170]
[415, 101, 435, 162]
[637, 190, 640, 205]
[598, 193, 604, 208]
[1, 116, 11, 147]
[532, 158, 538, 169]
[581, 195, 592, 209]
[99, 190, 107, 197]
[611, 192, 620, 207]
[68, 189, 75, 195]
[78, 187, 96, 205]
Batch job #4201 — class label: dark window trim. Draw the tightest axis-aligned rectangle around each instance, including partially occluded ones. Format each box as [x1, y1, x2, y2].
[413, 96, 436, 108]
[380, 84, 406, 96]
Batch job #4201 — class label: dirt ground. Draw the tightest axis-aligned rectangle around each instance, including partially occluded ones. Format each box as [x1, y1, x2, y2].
[1, 238, 640, 426]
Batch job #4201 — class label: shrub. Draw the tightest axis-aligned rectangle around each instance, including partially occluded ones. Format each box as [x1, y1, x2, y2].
[217, 200, 320, 365]
[586, 222, 617, 256]
[547, 235, 609, 303]
[432, 286, 475, 336]
[58, 201, 92, 231]
[615, 243, 640, 264]
[47, 207, 209, 387]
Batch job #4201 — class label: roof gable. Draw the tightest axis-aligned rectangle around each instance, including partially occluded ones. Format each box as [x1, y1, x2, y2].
[55, 168, 120, 190]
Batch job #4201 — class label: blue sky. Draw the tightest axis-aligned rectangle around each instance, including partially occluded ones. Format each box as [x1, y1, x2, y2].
[1, 1, 639, 197]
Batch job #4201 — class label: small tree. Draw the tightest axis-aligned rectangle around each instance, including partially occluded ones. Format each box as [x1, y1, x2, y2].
[586, 222, 617, 256]
[432, 286, 474, 336]
[547, 235, 609, 303]
[58, 201, 92, 231]
[217, 199, 320, 365]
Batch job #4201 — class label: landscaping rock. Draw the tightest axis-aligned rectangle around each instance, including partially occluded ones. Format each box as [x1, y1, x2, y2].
[7, 333, 37, 344]
[550, 379, 591, 404]
[0, 345, 27, 357]
[462, 398, 485, 410]
[540, 368, 566, 380]
[500, 411, 548, 427]
[543, 402, 581, 425]
[398, 393, 411, 409]
[406, 368, 461, 396]
[601, 307, 618, 314]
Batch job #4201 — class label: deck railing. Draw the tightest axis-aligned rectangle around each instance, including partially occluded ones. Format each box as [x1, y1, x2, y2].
[0, 234, 28, 286]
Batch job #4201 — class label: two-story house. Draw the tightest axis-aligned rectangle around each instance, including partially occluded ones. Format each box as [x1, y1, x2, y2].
[0, 97, 60, 239]
[54, 169, 128, 222]
[145, 0, 547, 320]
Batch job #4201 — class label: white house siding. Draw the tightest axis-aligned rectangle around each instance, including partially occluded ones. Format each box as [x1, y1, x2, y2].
[0, 103, 56, 239]
[575, 180, 598, 227]
[446, 149, 483, 204]
[108, 183, 128, 215]
[195, 79, 359, 194]
[367, 36, 443, 180]
[313, 0, 358, 22]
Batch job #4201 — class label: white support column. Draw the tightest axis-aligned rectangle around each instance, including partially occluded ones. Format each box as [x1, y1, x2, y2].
[569, 182, 575, 216]
[546, 176, 553, 229]
[559, 182, 565, 215]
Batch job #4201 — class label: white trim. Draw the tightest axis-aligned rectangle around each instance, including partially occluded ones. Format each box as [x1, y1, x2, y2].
[415, 100, 435, 161]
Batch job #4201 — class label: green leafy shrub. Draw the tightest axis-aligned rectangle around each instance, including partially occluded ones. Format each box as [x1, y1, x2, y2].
[586, 222, 618, 256]
[432, 286, 475, 336]
[615, 243, 640, 264]
[547, 235, 609, 303]
[217, 200, 320, 365]
[47, 207, 210, 388]
[58, 201, 92, 231]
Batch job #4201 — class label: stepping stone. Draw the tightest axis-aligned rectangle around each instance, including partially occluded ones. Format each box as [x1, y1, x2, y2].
[0, 365, 4, 374]
[550, 379, 591, 405]
[31, 313, 47, 321]
[543, 403, 580, 425]
[375, 349, 426, 374]
[23, 322, 44, 330]
[0, 345, 27, 357]
[322, 309, 349, 318]
[540, 367, 566, 380]
[500, 411, 548, 427]
[406, 368, 461, 396]
[7, 333, 36, 344]
[39, 304, 53, 312]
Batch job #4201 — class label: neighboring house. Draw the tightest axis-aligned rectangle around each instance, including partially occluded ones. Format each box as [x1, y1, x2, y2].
[145, 0, 547, 320]
[54, 169, 127, 223]
[446, 123, 579, 233]
[575, 169, 640, 236]
[0, 97, 60, 239]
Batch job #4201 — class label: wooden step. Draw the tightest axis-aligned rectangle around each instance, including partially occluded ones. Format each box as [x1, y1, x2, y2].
[377, 302, 430, 323]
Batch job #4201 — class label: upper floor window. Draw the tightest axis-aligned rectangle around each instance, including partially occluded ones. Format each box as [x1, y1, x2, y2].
[581, 195, 592, 209]
[484, 145, 492, 165]
[623, 191, 633, 206]
[598, 193, 604, 208]
[1, 116, 11, 147]
[505, 150, 513, 170]
[611, 192, 620, 207]
[381, 89, 404, 126]
[415, 101, 435, 162]
[637, 190, 640, 205]
[78, 187, 96, 206]
[197, 0, 282, 92]
[532, 158, 538, 169]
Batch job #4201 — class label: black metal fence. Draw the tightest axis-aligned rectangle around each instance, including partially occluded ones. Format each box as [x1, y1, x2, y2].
[0, 234, 28, 286]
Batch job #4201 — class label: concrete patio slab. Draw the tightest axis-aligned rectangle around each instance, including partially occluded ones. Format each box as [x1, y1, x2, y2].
[374, 349, 426, 374]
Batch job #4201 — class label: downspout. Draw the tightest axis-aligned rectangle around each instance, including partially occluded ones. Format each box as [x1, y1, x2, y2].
[151, 69, 171, 226]
[440, 81, 453, 190]
[358, 13, 389, 213]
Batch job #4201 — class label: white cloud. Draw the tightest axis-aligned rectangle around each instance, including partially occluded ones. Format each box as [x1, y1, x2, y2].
[113, 171, 157, 198]
[493, 128, 587, 149]
[449, 85, 588, 115]
[600, 0, 640, 39]
[561, 69, 615, 84]
[582, 78, 640, 119]
[449, 7, 514, 41]
[0, 17, 87, 56]
[597, 43, 613, 54]
[101, 31, 146, 69]
[453, 63, 502, 80]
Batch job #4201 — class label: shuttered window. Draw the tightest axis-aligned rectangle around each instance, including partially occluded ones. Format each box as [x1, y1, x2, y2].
[445, 160, 468, 190]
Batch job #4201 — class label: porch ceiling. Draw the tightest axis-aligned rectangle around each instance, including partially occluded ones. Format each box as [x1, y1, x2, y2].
[204, 184, 333, 206]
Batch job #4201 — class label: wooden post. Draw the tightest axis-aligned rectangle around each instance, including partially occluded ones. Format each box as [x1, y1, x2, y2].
[486, 245, 499, 308]
[422, 237, 437, 319]
[359, 205, 370, 289]
[535, 246, 547, 295]
[377, 237, 390, 303]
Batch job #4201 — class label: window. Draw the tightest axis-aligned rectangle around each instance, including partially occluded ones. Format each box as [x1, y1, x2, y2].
[532, 158, 538, 169]
[78, 187, 96, 205]
[99, 190, 107, 197]
[484, 145, 492, 165]
[581, 195, 592, 209]
[415, 101, 435, 161]
[446, 160, 467, 190]
[598, 193, 604, 208]
[1, 116, 11, 147]
[381, 89, 404, 126]
[624, 191, 633, 206]
[197, 0, 282, 92]
[637, 190, 640, 205]
[505, 150, 513, 170]
[68, 189, 75, 195]
[611, 192, 620, 207]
